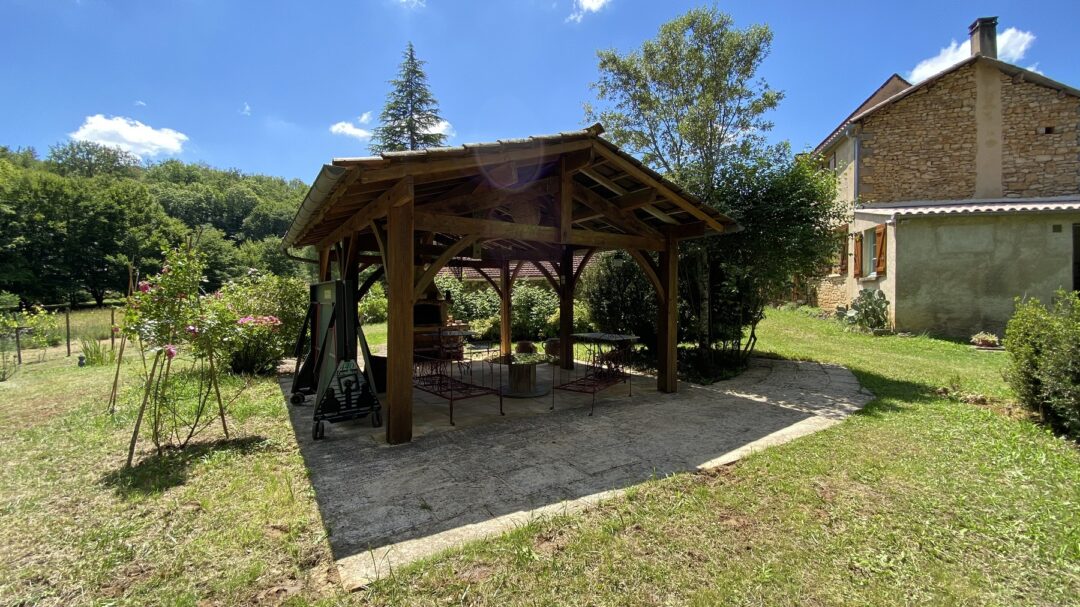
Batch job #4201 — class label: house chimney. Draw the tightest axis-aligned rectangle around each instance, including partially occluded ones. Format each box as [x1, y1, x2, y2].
[969, 16, 998, 59]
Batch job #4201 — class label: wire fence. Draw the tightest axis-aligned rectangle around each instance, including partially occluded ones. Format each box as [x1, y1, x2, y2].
[1, 307, 121, 370]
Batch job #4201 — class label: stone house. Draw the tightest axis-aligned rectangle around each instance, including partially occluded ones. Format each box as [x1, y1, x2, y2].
[812, 16, 1080, 338]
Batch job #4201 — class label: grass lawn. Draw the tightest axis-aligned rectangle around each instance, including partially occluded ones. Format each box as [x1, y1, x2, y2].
[1, 309, 1077, 605]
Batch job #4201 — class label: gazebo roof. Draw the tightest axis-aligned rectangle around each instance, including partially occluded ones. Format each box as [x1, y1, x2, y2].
[283, 124, 737, 261]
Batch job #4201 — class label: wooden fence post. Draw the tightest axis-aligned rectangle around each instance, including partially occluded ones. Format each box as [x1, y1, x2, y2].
[66, 306, 71, 357]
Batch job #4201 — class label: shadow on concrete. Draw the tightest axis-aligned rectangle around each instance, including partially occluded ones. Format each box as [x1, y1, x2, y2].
[278, 358, 872, 586]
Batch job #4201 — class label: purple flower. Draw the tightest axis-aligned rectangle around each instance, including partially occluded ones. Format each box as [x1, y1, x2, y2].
[164, 344, 177, 359]
[238, 315, 255, 325]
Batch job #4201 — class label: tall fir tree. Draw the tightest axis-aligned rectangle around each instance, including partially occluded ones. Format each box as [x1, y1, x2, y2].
[370, 42, 447, 153]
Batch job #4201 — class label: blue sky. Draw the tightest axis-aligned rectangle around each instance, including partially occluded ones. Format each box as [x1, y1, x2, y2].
[2, 0, 1078, 182]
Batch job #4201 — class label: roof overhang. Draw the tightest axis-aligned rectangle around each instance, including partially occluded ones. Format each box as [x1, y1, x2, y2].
[282, 124, 739, 261]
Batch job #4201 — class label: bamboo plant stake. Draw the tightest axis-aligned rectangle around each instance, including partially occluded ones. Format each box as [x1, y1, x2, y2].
[126, 349, 161, 468]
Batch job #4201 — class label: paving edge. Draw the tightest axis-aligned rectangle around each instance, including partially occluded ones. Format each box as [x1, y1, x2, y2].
[336, 412, 852, 590]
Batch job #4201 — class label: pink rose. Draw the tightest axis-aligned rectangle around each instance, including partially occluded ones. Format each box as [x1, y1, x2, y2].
[164, 344, 177, 359]
[138, 281, 151, 293]
[185, 325, 199, 335]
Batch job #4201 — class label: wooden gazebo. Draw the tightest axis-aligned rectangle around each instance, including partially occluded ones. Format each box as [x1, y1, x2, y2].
[283, 124, 737, 443]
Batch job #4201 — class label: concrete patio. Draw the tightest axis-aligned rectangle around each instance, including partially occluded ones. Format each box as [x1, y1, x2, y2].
[279, 358, 873, 589]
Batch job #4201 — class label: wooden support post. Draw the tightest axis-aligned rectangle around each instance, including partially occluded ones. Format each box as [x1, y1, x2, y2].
[559, 157, 574, 244]
[657, 238, 678, 393]
[318, 248, 332, 281]
[385, 185, 415, 444]
[558, 247, 575, 370]
[65, 306, 71, 357]
[499, 259, 512, 356]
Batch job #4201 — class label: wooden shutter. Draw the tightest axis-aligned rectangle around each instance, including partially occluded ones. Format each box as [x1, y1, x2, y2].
[853, 234, 863, 278]
[874, 224, 887, 275]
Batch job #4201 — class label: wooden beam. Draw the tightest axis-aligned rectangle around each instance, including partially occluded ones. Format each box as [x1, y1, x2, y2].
[385, 182, 415, 444]
[572, 184, 662, 239]
[627, 249, 663, 300]
[413, 212, 665, 252]
[318, 247, 332, 281]
[592, 143, 727, 234]
[318, 176, 414, 250]
[656, 238, 678, 393]
[530, 261, 561, 293]
[412, 236, 478, 303]
[499, 260, 512, 356]
[474, 266, 502, 297]
[573, 248, 597, 284]
[559, 156, 574, 243]
[510, 260, 525, 283]
[357, 140, 594, 184]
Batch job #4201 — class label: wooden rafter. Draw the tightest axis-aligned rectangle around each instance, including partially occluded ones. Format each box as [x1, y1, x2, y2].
[572, 183, 662, 239]
[573, 248, 597, 284]
[592, 142, 726, 233]
[420, 176, 558, 215]
[581, 167, 676, 225]
[413, 212, 665, 252]
[627, 249, 664, 301]
[318, 176, 414, 250]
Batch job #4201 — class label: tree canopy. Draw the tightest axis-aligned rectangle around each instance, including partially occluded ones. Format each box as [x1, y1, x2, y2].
[0, 142, 311, 306]
[370, 42, 448, 153]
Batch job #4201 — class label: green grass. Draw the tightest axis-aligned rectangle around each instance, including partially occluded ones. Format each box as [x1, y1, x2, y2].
[0, 308, 1077, 606]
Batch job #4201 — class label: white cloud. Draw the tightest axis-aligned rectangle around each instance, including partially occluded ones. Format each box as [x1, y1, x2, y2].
[330, 120, 373, 140]
[359, 111, 373, 124]
[396, 0, 425, 8]
[70, 114, 188, 158]
[567, 0, 611, 23]
[133, 100, 147, 107]
[908, 27, 1036, 82]
[427, 119, 455, 138]
[240, 101, 252, 116]
[1026, 63, 1044, 75]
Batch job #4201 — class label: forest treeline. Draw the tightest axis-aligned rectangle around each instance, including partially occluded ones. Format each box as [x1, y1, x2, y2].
[0, 141, 312, 306]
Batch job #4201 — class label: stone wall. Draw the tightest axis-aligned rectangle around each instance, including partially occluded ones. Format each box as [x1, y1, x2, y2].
[1001, 74, 1080, 197]
[813, 275, 849, 311]
[859, 64, 977, 203]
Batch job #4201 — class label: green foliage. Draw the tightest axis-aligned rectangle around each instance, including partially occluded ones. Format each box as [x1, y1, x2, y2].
[436, 275, 500, 322]
[839, 289, 890, 332]
[46, 140, 141, 179]
[23, 305, 61, 353]
[0, 290, 18, 308]
[0, 145, 306, 306]
[208, 272, 308, 375]
[580, 251, 659, 351]
[471, 315, 501, 342]
[1004, 291, 1080, 437]
[370, 42, 448, 153]
[359, 281, 389, 324]
[545, 300, 593, 339]
[587, 6, 781, 197]
[970, 332, 1000, 347]
[79, 337, 115, 366]
[511, 282, 558, 340]
[586, 8, 841, 375]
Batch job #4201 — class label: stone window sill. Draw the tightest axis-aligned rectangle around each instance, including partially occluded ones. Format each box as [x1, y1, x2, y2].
[858, 273, 882, 283]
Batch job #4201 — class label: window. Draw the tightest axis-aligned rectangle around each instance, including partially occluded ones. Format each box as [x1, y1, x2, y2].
[858, 224, 888, 279]
[863, 227, 877, 277]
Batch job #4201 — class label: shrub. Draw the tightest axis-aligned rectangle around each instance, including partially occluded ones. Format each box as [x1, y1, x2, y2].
[210, 272, 308, 374]
[436, 275, 500, 322]
[1005, 290, 1080, 437]
[0, 290, 18, 309]
[544, 300, 593, 338]
[839, 289, 889, 331]
[970, 331, 1000, 348]
[511, 282, 558, 340]
[79, 337, 115, 366]
[471, 315, 500, 342]
[23, 306, 60, 358]
[581, 251, 659, 352]
[359, 281, 388, 323]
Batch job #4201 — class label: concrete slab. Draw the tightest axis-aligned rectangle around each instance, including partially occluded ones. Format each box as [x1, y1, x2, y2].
[278, 358, 873, 590]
